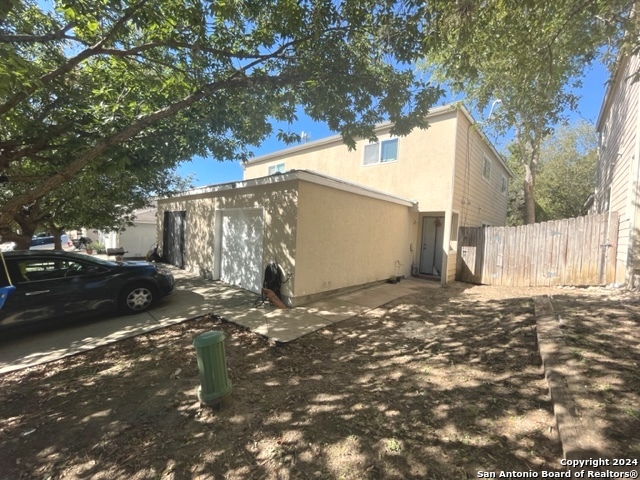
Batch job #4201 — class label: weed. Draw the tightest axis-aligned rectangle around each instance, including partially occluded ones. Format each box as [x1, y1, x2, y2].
[570, 348, 585, 363]
[385, 438, 402, 453]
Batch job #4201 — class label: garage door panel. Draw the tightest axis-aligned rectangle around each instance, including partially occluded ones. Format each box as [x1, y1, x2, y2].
[221, 210, 263, 293]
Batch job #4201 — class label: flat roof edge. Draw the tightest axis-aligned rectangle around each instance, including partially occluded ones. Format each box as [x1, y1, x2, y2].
[157, 170, 417, 208]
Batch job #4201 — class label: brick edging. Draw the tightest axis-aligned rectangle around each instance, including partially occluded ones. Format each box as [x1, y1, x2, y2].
[533, 295, 612, 463]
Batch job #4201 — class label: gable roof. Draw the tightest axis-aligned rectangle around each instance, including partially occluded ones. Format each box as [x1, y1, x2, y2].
[596, 54, 629, 132]
[458, 105, 513, 177]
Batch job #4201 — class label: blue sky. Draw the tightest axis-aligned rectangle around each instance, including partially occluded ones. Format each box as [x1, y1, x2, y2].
[177, 61, 611, 188]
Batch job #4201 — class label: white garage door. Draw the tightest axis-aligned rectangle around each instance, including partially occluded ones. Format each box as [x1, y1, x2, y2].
[221, 210, 264, 293]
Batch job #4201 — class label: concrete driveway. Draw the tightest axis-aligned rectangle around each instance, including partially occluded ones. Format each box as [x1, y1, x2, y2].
[0, 267, 438, 374]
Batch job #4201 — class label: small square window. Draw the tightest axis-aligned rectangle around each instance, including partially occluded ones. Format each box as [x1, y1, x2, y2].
[268, 163, 285, 175]
[482, 155, 492, 181]
[363, 144, 379, 166]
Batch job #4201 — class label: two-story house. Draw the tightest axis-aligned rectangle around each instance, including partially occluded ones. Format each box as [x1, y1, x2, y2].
[157, 104, 511, 306]
[592, 53, 640, 287]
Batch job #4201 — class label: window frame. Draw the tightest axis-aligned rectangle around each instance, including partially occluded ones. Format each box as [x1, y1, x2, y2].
[501, 175, 508, 196]
[482, 154, 492, 183]
[268, 163, 285, 175]
[14, 258, 106, 283]
[363, 138, 399, 166]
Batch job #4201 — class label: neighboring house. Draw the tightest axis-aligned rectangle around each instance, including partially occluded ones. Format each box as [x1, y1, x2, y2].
[157, 104, 511, 306]
[593, 53, 640, 286]
[97, 205, 158, 258]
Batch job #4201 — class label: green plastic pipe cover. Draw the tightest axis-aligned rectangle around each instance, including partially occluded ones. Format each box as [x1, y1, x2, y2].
[193, 331, 232, 406]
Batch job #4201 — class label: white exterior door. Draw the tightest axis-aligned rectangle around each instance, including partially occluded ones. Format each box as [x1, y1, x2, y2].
[221, 210, 264, 293]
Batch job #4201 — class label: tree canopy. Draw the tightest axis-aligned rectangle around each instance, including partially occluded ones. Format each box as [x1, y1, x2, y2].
[0, 0, 443, 243]
[1, 0, 636, 242]
[506, 122, 597, 226]
[421, 0, 634, 224]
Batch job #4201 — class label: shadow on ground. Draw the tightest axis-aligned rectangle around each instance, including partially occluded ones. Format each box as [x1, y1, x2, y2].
[0, 284, 563, 479]
[549, 293, 640, 459]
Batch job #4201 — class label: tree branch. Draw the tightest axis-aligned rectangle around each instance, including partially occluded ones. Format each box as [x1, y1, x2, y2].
[0, 0, 149, 116]
[0, 71, 303, 226]
[2, 175, 50, 183]
[97, 40, 262, 60]
[0, 22, 75, 43]
[0, 122, 91, 169]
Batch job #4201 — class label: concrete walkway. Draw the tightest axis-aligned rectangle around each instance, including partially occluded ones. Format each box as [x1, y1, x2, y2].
[0, 266, 438, 375]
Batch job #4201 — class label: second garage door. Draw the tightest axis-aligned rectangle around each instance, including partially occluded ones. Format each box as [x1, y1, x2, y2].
[220, 209, 264, 293]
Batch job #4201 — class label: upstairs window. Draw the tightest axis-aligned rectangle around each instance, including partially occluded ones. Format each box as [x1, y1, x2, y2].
[600, 117, 610, 153]
[268, 163, 285, 175]
[363, 138, 398, 165]
[501, 175, 508, 195]
[482, 155, 492, 182]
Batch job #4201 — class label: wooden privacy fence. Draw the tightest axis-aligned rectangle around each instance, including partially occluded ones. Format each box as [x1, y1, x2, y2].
[456, 213, 619, 287]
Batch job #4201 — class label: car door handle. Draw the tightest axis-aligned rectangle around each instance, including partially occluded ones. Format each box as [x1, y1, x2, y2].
[25, 290, 50, 296]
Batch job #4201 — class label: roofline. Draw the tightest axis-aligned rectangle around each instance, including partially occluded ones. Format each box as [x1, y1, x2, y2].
[458, 104, 513, 178]
[596, 54, 627, 132]
[243, 104, 460, 168]
[295, 169, 416, 207]
[158, 170, 417, 208]
[243, 102, 512, 178]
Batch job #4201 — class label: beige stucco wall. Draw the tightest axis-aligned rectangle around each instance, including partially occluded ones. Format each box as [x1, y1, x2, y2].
[156, 176, 419, 304]
[242, 107, 509, 287]
[595, 54, 640, 285]
[452, 113, 510, 227]
[244, 110, 459, 212]
[294, 181, 418, 298]
[157, 181, 299, 298]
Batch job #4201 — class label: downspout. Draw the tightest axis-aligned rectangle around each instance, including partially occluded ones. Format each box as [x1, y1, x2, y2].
[627, 66, 640, 287]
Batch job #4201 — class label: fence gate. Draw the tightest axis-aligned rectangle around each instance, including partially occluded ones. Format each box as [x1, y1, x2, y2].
[456, 213, 619, 287]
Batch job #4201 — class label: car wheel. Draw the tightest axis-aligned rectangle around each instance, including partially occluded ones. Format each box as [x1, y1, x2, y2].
[119, 284, 157, 314]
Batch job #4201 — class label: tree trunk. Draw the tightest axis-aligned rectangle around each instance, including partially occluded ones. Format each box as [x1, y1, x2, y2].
[517, 133, 541, 225]
[50, 226, 65, 250]
[0, 203, 43, 250]
[10, 232, 32, 250]
[523, 162, 536, 225]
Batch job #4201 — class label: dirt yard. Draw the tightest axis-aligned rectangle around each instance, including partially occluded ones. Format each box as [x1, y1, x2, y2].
[0, 282, 636, 479]
[548, 289, 640, 460]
